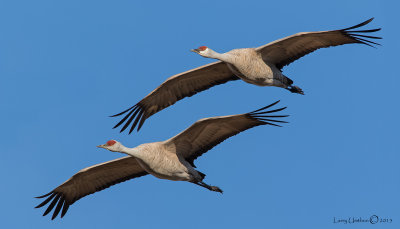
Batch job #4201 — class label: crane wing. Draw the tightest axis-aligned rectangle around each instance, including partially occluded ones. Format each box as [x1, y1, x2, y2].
[35, 156, 148, 220]
[164, 101, 288, 167]
[256, 18, 381, 70]
[111, 61, 239, 134]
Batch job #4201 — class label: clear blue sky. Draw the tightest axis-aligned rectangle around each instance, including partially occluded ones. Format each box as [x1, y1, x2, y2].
[1, 0, 398, 228]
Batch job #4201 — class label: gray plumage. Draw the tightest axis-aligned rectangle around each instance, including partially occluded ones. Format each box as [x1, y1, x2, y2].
[112, 18, 380, 133]
[36, 101, 288, 219]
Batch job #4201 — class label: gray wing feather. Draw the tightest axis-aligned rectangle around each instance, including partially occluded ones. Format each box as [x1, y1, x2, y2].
[112, 61, 239, 133]
[165, 101, 288, 167]
[35, 156, 148, 219]
[257, 18, 381, 70]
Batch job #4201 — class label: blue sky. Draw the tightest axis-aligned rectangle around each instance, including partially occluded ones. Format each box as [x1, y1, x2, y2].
[1, 0, 398, 228]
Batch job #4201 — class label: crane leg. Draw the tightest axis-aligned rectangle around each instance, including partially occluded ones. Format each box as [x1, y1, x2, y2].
[286, 85, 304, 95]
[192, 181, 223, 193]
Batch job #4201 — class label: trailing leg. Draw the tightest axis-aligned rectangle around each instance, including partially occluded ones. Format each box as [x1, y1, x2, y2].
[286, 85, 304, 95]
[191, 181, 223, 193]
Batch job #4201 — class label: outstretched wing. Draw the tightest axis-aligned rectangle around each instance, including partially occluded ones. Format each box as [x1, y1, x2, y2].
[35, 156, 148, 220]
[164, 101, 288, 167]
[111, 61, 239, 134]
[257, 18, 381, 70]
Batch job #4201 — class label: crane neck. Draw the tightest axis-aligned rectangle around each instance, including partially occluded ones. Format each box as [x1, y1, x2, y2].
[206, 49, 233, 63]
[119, 146, 142, 159]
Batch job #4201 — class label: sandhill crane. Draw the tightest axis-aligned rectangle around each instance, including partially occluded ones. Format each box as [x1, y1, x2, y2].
[111, 18, 380, 134]
[35, 101, 288, 219]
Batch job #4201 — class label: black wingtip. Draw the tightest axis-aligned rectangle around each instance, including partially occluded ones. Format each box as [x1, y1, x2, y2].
[109, 104, 136, 117]
[249, 100, 280, 114]
[60, 202, 70, 218]
[340, 18, 381, 48]
[351, 28, 381, 33]
[136, 113, 148, 132]
[35, 192, 52, 199]
[35, 192, 56, 209]
[113, 104, 145, 134]
[349, 34, 382, 40]
[113, 105, 139, 129]
[128, 110, 144, 134]
[355, 37, 381, 46]
[51, 198, 64, 220]
[247, 102, 289, 127]
[257, 118, 289, 124]
[35, 191, 71, 220]
[121, 109, 141, 133]
[254, 106, 287, 115]
[43, 194, 61, 217]
[264, 122, 283, 127]
[342, 17, 374, 31]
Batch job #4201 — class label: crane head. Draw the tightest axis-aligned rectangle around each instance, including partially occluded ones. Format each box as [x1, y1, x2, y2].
[97, 140, 122, 152]
[190, 46, 208, 55]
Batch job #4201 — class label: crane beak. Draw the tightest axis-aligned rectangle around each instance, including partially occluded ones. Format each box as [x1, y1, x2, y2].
[97, 144, 106, 149]
[190, 49, 200, 53]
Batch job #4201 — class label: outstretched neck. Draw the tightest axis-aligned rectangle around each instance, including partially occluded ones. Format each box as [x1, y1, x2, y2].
[206, 49, 233, 63]
[120, 146, 142, 158]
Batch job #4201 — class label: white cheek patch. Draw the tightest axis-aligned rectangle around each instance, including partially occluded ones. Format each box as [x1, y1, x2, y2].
[199, 49, 208, 55]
